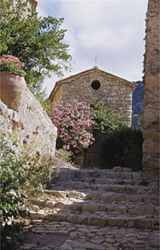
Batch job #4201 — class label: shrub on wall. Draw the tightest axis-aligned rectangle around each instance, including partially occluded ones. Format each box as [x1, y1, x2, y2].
[92, 103, 126, 135]
[52, 101, 95, 159]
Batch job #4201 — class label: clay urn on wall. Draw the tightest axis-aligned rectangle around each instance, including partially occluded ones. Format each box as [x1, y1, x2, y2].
[0, 55, 26, 111]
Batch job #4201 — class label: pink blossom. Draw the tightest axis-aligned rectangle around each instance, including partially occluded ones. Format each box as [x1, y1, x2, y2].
[52, 101, 95, 155]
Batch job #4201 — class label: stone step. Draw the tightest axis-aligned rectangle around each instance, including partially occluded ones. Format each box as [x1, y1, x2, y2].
[52, 167, 145, 183]
[20, 221, 159, 250]
[51, 178, 144, 187]
[43, 190, 158, 206]
[51, 169, 157, 188]
[86, 191, 158, 205]
[30, 197, 159, 221]
[44, 190, 87, 200]
[50, 182, 156, 194]
[51, 177, 153, 188]
[40, 212, 159, 230]
[59, 201, 159, 217]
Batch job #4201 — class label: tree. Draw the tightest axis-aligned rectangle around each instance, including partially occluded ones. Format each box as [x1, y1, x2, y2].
[0, 0, 71, 90]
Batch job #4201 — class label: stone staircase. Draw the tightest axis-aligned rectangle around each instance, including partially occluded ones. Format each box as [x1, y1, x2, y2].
[21, 166, 159, 250]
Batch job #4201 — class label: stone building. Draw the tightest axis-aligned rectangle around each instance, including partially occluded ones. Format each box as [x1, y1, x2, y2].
[49, 67, 133, 126]
[143, 0, 160, 176]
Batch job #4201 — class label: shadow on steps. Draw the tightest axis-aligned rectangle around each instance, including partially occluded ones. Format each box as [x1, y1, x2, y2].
[19, 166, 159, 250]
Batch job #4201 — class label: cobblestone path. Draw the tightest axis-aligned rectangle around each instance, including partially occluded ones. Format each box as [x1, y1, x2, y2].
[21, 166, 159, 250]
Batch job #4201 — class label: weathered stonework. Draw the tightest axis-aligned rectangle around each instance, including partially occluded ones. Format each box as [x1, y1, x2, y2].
[50, 68, 133, 127]
[20, 166, 159, 250]
[18, 87, 57, 159]
[0, 84, 57, 161]
[143, 0, 160, 175]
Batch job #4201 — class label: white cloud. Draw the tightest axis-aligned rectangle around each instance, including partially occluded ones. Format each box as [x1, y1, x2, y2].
[38, 0, 148, 96]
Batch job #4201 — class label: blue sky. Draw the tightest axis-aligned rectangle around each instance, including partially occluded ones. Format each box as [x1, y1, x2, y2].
[38, 0, 148, 95]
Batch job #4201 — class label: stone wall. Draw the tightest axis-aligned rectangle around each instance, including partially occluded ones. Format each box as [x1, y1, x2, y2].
[0, 79, 57, 161]
[50, 68, 133, 126]
[143, 0, 160, 175]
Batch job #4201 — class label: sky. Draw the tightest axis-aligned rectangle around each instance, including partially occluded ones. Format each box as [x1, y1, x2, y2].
[38, 0, 148, 96]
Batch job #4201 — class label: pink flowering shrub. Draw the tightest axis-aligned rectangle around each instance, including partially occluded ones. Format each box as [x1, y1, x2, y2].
[52, 101, 95, 156]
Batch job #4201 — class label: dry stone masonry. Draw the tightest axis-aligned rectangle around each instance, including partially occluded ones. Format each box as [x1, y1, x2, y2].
[49, 68, 133, 127]
[20, 165, 159, 250]
[143, 0, 160, 175]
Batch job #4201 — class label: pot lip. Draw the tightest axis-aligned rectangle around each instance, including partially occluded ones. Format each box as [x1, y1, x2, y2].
[0, 71, 24, 78]
[0, 55, 23, 66]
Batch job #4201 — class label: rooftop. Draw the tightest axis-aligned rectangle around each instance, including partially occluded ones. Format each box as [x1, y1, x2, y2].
[49, 67, 133, 101]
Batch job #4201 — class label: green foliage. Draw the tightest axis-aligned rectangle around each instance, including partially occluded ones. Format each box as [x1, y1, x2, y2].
[100, 127, 143, 171]
[90, 104, 142, 170]
[0, 134, 52, 248]
[92, 103, 126, 134]
[0, 62, 26, 77]
[1, 223, 23, 250]
[23, 154, 52, 193]
[0, 134, 52, 223]
[0, 135, 26, 225]
[56, 149, 73, 163]
[35, 91, 51, 114]
[0, 0, 71, 89]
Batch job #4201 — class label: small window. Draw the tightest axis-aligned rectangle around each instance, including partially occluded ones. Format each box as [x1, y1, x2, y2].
[91, 80, 101, 90]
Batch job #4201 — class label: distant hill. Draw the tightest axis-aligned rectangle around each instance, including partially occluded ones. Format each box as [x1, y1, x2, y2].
[132, 81, 144, 129]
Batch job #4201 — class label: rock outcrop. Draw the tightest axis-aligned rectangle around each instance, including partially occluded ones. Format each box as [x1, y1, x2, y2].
[0, 84, 57, 160]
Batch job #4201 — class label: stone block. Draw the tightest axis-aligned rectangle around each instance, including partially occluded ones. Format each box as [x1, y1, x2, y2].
[0, 84, 57, 161]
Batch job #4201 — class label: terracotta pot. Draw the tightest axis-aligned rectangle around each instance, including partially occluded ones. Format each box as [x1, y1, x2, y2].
[0, 72, 26, 111]
[0, 55, 23, 69]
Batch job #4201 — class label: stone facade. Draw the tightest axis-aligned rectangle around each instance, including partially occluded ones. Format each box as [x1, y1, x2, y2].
[50, 67, 133, 126]
[143, 0, 160, 176]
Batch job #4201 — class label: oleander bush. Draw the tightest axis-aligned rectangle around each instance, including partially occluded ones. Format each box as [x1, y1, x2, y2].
[52, 101, 95, 160]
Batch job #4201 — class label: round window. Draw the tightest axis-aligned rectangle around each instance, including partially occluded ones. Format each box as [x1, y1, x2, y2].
[91, 80, 101, 90]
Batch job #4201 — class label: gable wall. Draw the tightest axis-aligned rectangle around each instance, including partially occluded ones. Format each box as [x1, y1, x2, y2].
[51, 71, 133, 126]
